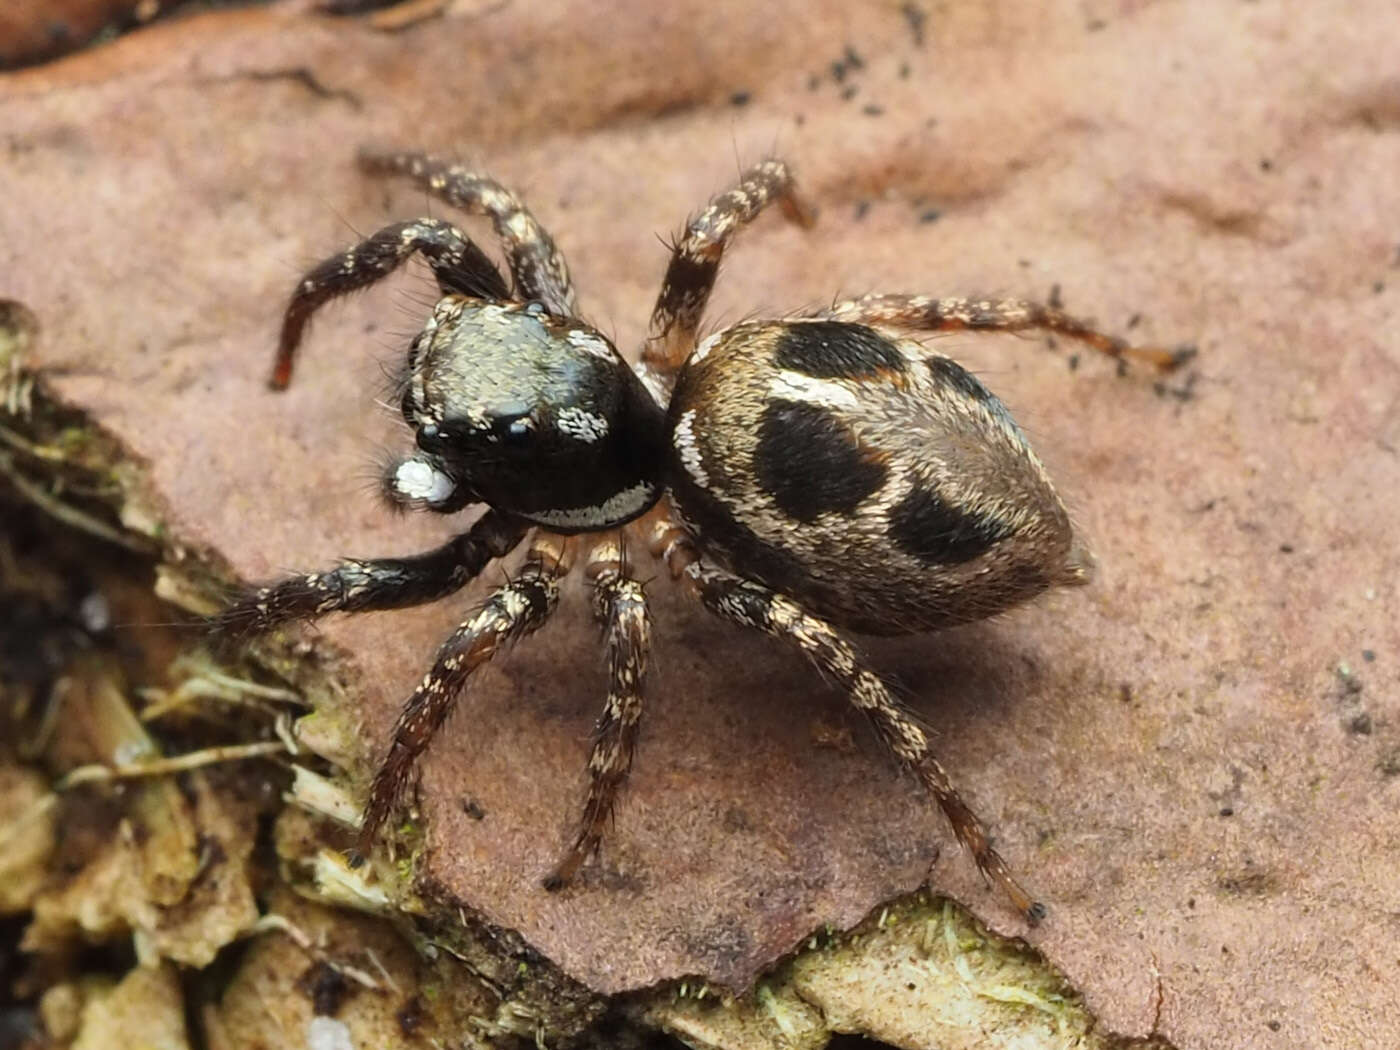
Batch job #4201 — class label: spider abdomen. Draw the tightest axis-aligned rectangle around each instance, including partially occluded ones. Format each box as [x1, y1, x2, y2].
[664, 319, 1093, 635]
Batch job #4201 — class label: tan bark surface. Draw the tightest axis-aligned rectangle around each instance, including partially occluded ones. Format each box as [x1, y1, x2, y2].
[4, 2, 1398, 1047]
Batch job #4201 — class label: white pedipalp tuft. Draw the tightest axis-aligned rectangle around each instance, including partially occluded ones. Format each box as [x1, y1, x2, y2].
[393, 458, 456, 504]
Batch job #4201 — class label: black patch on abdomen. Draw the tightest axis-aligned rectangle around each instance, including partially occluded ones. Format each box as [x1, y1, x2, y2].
[668, 471, 820, 605]
[887, 480, 1012, 564]
[754, 399, 887, 523]
[773, 322, 908, 380]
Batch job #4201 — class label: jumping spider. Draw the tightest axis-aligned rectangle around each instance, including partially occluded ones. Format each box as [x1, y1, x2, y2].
[221, 148, 1191, 922]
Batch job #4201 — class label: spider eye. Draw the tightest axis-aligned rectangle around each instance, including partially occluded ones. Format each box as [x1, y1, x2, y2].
[416, 422, 449, 454]
[487, 406, 535, 446]
[500, 417, 533, 443]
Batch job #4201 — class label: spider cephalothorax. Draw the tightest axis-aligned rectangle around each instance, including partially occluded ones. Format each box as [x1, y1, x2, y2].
[222, 148, 1191, 922]
[388, 298, 666, 529]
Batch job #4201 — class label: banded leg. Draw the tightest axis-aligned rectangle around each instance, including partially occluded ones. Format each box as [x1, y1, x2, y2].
[214, 509, 526, 635]
[823, 293, 1195, 372]
[357, 148, 576, 318]
[643, 160, 815, 376]
[545, 537, 651, 889]
[350, 532, 573, 866]
[271, 219, 510, 388]
[683, 562, 1045, 924]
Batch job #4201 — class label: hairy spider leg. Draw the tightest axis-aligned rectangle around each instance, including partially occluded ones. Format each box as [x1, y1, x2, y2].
[350, 531, 575, 867]
[823, 294, 1196, 372]
[675, 556, 1046, 925]
[272, 219, 511, 388]
[544, 534, 651, 889]
[357, 148, 577, 319]
[643, 159, 815, 379]
[214, 509, 527, 635]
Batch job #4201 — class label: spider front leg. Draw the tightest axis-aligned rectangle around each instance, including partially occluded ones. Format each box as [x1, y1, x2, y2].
[823, 293, 1196, 372]
[683, 562, 1046, 925]
[643, 160, 815, 377]
[214, 508, 526, 635]
[271, 219, 510, 388]
[351, 532, 573, 867]
[357, 148, 577, 318]
[544, 537, 651, 890]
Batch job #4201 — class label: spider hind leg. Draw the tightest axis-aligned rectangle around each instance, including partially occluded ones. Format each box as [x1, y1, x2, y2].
[823, 293, 1195, 373]
[684, 563, 1045, 924]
